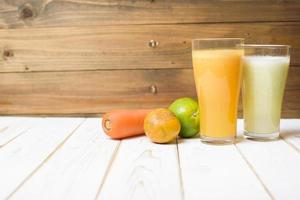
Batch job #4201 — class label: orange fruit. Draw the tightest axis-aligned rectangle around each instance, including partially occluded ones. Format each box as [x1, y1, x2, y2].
[144, 108, 181, 143]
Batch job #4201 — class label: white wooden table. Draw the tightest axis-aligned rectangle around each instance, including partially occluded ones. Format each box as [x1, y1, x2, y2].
[0, 117, 299, 200]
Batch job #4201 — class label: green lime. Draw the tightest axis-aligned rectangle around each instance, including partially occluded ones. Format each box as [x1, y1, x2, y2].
[168, 97, 199, 138]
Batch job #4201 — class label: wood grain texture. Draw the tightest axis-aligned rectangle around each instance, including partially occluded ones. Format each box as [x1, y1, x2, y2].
[11, 118, 120, 200]
[0, 68, 299, 117]
[0, 117, 298, 198]
[0, 118, 42, 147]
[98, 136, 182, 200]
[0, 0, 299, 28]
[0, 118, 84, 199]
[0, 1, 299, 116]
[0, 23, 299, 72]
[0, 69, 195, 114]
[236, 134, 300, 199]
[178, 138, 270, 200]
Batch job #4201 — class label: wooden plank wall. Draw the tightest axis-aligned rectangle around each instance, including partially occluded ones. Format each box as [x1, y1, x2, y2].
[0, 0, 299, 117]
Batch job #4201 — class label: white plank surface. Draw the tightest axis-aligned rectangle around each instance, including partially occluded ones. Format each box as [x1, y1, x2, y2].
[0, 117, 299, 200]
[236, 120, 300, 200]
[98, 137, 182, 200]
[280, 119, 300, 152]
[0, 117, 23, 130]
[11, 118, 120, 200]
[0, 118, 43, 147]
[0, 118, 84, 199]
[178, 137, 270, 200]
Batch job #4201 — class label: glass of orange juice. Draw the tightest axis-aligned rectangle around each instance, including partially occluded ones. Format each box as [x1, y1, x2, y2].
[192, 38, 244, 144]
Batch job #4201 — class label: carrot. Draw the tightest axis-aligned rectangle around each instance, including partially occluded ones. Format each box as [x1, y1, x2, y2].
[102, 109, 152, 139]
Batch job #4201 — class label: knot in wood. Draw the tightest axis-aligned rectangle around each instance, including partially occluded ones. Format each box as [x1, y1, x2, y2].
[19, 4, 35, 20]
[148, 40, 159, 48]
[3, 49, 14, 58]
[149, 85, 157, 94]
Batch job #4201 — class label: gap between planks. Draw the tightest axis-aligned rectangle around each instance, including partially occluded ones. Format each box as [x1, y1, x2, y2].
[94, 138, 185, 200]
[1, 20, 300, 31]
[94, 141, 121, 199]
[5, 119, 86, 199]
[3, 118, 299, 199]
[0, 118, 43, 149]
[280, 136, 300, 154]
[176, 138, 185, 200]
[94, 135, 184, 199]
[280, 119, 300, 154]
[234, 119, 300, 199]
[0, 67, 191, 74]
[0, 65, 299, 74]
[234, 144, 275, 200]
[268, 119, 300, 154]
[0, 128, 31, 149]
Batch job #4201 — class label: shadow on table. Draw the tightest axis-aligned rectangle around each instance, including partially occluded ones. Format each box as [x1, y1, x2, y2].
[280, 130, 300, 138]
[236, 135, 282, 143]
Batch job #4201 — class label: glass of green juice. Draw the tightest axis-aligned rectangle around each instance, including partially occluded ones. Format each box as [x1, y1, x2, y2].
[243, 45, 290, 140]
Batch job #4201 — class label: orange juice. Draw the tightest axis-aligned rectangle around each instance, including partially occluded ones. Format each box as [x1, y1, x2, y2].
[192, 49, 243, 141]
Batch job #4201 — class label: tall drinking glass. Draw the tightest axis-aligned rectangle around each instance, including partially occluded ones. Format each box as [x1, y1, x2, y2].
[192, 38, 244, 144]
[243, 45, 290, 140]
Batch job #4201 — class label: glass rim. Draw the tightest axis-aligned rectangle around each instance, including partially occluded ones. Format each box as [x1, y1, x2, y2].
[243, 44, 291, 49]
[192, 38, 244, 42]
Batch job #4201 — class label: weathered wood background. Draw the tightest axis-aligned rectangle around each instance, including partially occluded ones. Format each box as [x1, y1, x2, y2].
[0, 0, 299, 116]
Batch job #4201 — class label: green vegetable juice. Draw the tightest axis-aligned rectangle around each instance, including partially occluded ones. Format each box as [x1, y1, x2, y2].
[243, 56, 290, 135]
